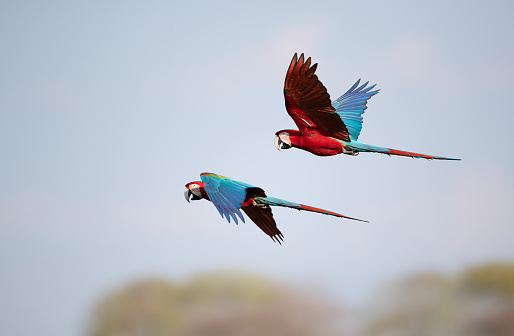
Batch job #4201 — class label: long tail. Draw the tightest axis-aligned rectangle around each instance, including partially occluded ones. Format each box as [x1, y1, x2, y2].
[347, 141, 460, 160]
[254, 196, 368, 222]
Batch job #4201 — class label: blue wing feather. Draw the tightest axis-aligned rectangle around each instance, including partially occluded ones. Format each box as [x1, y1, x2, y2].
[217, 189, 244, 223]
[206, 186, 235, 223]
[209, 192, 230, 221]
[355, 81, 369, 91]
[331, 79, 379, 141]
[201, 173, 252, 224]
[211, 190, 235, 222]
[214, 192, 233, 222]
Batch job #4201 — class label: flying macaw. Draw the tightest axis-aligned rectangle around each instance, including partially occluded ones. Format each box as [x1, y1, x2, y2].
[184, 172, 366, 243]
[274, 53, 459, 160]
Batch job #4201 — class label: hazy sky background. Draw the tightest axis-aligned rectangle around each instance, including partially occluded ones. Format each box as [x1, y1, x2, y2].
[1, 1, 513, 335]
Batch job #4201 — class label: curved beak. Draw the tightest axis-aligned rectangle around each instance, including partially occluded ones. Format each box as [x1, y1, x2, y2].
[274, 136, 282, 151]
[275, 135, 291, 150]
[184, 188, 192, 203]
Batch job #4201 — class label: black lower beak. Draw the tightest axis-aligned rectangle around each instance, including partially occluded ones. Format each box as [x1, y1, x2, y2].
[184, 188, 193, 202]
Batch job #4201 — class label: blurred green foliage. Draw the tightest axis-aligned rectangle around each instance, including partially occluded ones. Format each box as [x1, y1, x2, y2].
[365, 272, 458, 336]
[460, 263, 514, 297]
[90, 278, 186, 336]
[364, 262, 514, 336]
[88, 263, 514, 336]
[88, 270, 342, 336]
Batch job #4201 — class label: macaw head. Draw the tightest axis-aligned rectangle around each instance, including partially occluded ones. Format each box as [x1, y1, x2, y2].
[184, 181, 208, 202]
[274, 130, 293, 150]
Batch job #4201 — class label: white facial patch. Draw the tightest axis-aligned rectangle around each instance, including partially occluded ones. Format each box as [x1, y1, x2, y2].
[279, 133, 291, 145]
[189, 184, 202, 198]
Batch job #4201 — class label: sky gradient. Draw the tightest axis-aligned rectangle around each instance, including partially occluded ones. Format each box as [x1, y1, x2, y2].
[1, 1, 513, 335]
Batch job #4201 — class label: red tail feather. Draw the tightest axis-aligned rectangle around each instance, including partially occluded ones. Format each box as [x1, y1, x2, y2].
[299, 204, 368, 222]
[386, 148, 460, 160]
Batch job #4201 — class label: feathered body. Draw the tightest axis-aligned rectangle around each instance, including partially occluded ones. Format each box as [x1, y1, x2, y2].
[274, 53, 459, 160]
[185, 173, 366, 243]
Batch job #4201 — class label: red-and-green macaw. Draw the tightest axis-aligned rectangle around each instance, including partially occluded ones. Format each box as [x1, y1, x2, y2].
[274, 53, 460, 160]
[184, 172, 366, 243]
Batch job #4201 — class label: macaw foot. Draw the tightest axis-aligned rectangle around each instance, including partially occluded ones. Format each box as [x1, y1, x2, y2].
[342, 148, 359, 156]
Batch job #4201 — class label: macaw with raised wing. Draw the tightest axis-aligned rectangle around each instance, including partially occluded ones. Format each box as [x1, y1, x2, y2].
[184, 172, 366, 243]
[274, 53, 459, 160]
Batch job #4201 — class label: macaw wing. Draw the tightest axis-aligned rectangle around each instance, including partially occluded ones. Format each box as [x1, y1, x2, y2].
[284, 53, 351, 142]
[200, 172, 253, 224]
[242, 206, 284, 244]
[331, 79, 379, 141]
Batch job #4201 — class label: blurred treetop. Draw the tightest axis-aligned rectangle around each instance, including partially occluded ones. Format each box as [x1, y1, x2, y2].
[364, 262, 514, 336]
[88, 270, 342, 336]
[459, 263, 514, 297]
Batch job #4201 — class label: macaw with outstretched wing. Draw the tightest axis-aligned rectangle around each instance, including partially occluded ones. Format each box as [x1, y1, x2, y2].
[274, 53, 459, 160]
[184, 172, 366, 243]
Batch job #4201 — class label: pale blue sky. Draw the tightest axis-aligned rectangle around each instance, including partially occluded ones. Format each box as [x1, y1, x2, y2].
[1, 1, 513, 335]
